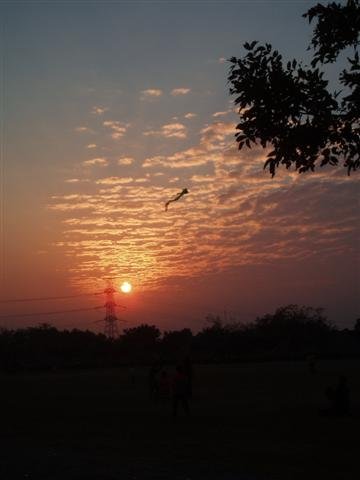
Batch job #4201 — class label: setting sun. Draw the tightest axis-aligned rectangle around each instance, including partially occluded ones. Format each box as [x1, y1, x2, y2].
[120, 281, 132, 294]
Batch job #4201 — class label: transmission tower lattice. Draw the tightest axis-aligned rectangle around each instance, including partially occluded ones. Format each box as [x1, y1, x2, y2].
[103, 285, 120, 339]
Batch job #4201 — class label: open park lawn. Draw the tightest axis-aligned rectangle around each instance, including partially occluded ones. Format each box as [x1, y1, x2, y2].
[1, 360, 359, 480]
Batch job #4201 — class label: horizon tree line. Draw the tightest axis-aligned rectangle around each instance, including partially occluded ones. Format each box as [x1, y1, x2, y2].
[0, 304, 359, 371]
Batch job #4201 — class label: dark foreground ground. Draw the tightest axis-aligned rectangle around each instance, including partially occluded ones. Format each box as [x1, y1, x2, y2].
[1, 359, 358, 480]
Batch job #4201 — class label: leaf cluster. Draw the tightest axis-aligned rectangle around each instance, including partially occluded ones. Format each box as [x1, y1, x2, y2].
[304, 0, 360, 66]
[228, 1, 360, 175]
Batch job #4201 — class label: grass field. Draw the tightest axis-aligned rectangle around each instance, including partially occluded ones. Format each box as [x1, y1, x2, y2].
[1, 359, 359, 480]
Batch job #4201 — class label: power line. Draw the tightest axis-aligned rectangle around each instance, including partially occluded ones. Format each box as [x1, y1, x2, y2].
[0, 292, 103, 304]
[0, 306, 104, 319]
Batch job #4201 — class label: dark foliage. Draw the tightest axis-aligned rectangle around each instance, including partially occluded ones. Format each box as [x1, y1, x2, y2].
[0, 323, 111, 371]
[0, 305, 359, 371]
[354, 317, 360, 332]
[228, 0, 360, 176]
[121, 324, 161, 363]
[161, 328, 193, 362]
[304, 0, 360, 66]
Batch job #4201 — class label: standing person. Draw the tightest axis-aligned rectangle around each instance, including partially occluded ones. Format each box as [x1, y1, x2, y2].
[158, 370, 170, 400]
[183, 356, 193, 398]
[148, 364, 160, 400]
[306, 353, 317, 374]
[333, 375, 350, 415]
[129, 365, 136, 386]
[172, 365, 190, 418]
[322, 375, 350, 416]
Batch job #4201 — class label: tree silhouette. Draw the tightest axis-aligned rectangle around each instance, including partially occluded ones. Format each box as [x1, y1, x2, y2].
[228, 0, 360, 176]
[0, 309, 359, 371]
[354, 318, 360, 333]
[161, 328, 193, 361]
[121, 324, 161, 346]
[120, 324, 161, 362]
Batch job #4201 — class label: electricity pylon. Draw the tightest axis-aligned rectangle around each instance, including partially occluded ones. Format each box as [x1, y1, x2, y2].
[103, 285, 119, 339]
[94, 280, 126, 339]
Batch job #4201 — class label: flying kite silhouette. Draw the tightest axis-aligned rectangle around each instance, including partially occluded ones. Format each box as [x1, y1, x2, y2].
[165, 188, 189, 211]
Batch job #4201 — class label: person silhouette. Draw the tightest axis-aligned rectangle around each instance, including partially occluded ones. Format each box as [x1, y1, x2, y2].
[172, 365, 190, 418]
[333, 375, 350, 415]
[323, 375, 350, 416]
[158, 370, 170, 400]
[183, 356, 193, 398]
[148, 364, 160, 400]
[306, 353, 317, 374]
[129, 365, 136, 385]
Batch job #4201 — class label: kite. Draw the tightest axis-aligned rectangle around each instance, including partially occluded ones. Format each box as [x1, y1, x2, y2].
[165, 188, 189, 211]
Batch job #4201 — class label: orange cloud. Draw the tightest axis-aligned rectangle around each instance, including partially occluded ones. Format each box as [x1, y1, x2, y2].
[212, 111, 230, 117]
[103, 121, 130, 139]
[96, 177, 133, 185]
[200, 122, 235, 147]
[82, 158, 109, 166]
[140, 89, 163, 99]
[143, 123, 187, 139]
[91, 106, 108, 115]
[118, 156, 134, 165]
[162, 123, 187, 138]
[171, 88, 191, 96]
[50, 116, 359, 296]
[65, 178, 80, 183]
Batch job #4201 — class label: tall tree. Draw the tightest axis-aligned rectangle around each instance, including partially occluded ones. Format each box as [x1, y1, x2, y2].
[228, 0, 360, 176]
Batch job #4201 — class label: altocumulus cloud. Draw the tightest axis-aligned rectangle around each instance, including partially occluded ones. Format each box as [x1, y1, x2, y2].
[184, 113, 197, 119]
[143, 123, 187, 139]
[103, 121, 130, 139]
[96, 177, 134, 185]
[200, 122, 235, 147]
[91, 106, 108, 115]
[142, 121, 236, 169]
[118, 156, 134, 166]
[213, 111, 231, 118]
[65, 178, 80, 183]
[50, 112, 359, 295]
[171, 88, 191, 96]
[140, 89, 163, 100]
[82, 158, 109, 167]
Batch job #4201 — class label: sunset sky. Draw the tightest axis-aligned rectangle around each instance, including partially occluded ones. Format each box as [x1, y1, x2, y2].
[1, 1, 359, 331]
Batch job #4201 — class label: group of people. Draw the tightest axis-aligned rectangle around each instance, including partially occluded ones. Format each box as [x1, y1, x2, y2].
[130, 356, 351, 419]
[148, 358, 193, 417]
